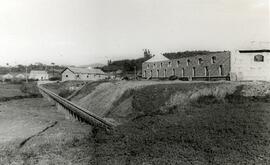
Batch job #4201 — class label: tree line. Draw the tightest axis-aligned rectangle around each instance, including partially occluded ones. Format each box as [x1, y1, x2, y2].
[102, 49, 153, 73]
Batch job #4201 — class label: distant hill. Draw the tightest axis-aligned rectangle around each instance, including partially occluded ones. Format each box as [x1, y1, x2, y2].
[79, 63, 105, 69]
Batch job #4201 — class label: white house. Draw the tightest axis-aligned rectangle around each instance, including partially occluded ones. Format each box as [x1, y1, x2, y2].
[29, 70, 49, 80]
[230, 49, 270, 81]
[61, 67, 107, 81]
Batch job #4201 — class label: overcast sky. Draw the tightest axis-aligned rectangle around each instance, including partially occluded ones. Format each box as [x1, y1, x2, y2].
[0, 0, 269, 66]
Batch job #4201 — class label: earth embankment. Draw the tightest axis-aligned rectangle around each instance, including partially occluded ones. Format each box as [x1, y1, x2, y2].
[73, 80, 270, 164]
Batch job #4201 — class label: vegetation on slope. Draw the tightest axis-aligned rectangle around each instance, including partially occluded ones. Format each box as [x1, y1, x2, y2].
[1, 81, 270, 164]
[92, 82, 270, 164]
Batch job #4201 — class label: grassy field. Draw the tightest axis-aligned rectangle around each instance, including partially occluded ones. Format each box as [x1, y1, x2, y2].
[93, 83, 270, 164]
[0, 80, 270, 164]
[42, 80, 86, 94]
[0, 83, 26, 98]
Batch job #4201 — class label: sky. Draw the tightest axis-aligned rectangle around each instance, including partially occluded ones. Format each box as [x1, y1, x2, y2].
[0, 0, 269, 66]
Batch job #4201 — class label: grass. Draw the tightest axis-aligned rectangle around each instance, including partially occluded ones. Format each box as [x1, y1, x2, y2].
[1, 81, 270, 164]
[0, 83, 41, 102]
[95, 100, 270, 164]
[70, 80, 110, 102]
[96, 82, 270, 164]
[42, 80, 85, 94]
[0, 83, 26, 98]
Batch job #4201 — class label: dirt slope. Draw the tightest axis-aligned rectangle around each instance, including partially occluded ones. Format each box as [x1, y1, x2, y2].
[74, 80, 270, 164]
[75, 80, 234, 117]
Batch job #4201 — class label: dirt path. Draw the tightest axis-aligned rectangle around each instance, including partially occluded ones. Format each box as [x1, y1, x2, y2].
[0, 98, 94, 165]
[0, 98, 61, 144]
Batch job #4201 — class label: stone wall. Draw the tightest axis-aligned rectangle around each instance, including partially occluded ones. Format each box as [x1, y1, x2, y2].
[142, 52, 231, 79]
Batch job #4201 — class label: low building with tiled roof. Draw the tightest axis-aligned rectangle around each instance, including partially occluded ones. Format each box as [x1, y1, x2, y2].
[61, 67, 107, 81]
[29, 70, 49, 80]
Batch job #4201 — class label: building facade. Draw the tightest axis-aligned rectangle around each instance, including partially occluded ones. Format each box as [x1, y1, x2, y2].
[61, 67, 107, 81]
[142, 49, 270, 81]
[29, 70, 49, 80]
[230, 49, 270, 81]
[142, 52, 231, 80]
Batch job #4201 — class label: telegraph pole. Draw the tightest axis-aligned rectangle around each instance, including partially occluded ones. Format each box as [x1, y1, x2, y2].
[51, 62, 55, 76]
[25, 65, 28, 83]
[134, 66, 137, 80]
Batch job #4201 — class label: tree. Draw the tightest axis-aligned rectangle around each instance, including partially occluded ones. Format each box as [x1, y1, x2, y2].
[143, 49, 152, 60]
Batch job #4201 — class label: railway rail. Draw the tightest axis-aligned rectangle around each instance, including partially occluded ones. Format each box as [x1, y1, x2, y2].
[38, 85, 116, 130]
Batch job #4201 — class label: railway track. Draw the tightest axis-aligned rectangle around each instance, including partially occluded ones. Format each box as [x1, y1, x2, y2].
[38, 85, 116, 130]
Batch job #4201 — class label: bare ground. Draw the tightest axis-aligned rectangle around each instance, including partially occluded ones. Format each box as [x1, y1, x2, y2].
[0, 98, 93, 165]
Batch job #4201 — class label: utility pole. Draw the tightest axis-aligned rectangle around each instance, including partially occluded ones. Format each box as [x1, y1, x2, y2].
[25, 65, 28, 83]
[134, 66, 137, 80]
[51, 62, 55, 76]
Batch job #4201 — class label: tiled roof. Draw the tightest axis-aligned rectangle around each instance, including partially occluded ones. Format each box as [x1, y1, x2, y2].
[145, 54, 170, 63]
[66, 67, 105, 74]
[163, 51, 229, 60]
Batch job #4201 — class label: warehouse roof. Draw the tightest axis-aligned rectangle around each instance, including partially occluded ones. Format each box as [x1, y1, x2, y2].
[145, 54, 170, 63]
[62, 67, 105, 75]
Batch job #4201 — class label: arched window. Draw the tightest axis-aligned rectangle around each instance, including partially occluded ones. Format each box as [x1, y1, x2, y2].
[219, 65, 223, 76]
[204, 66, 209, 76]
[254, 54, 264, 62]
[198, 58, 203, 65]
[168, 62, 172, 67]
[172, 68, 175, 76]
[160, 63, 163, 67]
[147, 64, 150, 69]
[187, 59, 191, 66]
[157, 70, 159, 77]
[164, 69, 167, 77]
[177, 60, 180, 67]
[182, 68, 185, 77]
[211, 56, 216, 64]
[153, 63, 156, 68]
[192, 67, 196, 77]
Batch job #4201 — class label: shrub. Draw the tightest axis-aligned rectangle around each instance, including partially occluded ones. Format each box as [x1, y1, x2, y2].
[20, 82, 42, 97]
[59, 89, 74, 98]
[121, 76, 129, 80]
[28, 78, 38, 82]
[158, 77, 167, 81]
[49, 77, 61, 81]
[168, 75, 177, 81]
[178, 77, 189, 81]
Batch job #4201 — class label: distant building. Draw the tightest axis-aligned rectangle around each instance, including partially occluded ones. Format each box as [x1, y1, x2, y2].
[230, 49, 270, 81]
[15, 73, 26, 79]
[29, 70, 49, 80]
[2, 73, 14, 81]
[61, 67, 107, 81]
[142, 49, 270, 81]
